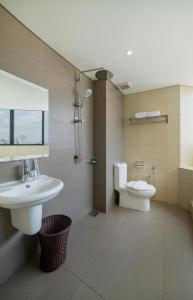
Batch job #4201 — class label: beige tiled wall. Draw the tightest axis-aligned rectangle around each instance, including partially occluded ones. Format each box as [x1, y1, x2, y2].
[178, 167, 193, 210]
[180, 85, 193, 167]
[178, 86, 193, 211]
[124, 86, 180, 204]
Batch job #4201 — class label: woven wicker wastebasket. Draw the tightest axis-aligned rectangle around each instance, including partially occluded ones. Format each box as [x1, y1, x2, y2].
[38, 215, 72, 272]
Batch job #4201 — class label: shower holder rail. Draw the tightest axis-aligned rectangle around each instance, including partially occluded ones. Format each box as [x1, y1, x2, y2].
[129, 114, 168, 125]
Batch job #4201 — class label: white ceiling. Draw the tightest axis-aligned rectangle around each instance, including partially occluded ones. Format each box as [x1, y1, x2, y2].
[1, 0, 193, 93]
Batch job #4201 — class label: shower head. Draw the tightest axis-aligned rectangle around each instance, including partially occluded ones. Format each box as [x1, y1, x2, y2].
[80, 89, 92, 106]
[84, 89, 92, 98]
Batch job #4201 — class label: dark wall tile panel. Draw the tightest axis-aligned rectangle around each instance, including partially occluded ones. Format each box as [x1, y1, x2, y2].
[0, 6, 93, 283]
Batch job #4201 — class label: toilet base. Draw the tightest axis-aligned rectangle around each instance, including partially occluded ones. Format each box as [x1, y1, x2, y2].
[119, 192, 150, 212]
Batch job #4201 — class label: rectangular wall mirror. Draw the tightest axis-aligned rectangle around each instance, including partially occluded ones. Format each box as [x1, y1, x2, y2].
[0, 69, 49, 162]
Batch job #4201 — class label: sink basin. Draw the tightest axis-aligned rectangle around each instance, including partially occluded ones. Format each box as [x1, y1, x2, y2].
[0, 175, 64, 235]
[0, 175, 64, 208]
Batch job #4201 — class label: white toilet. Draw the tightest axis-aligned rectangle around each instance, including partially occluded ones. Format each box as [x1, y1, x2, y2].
[114, 162, 156, 212]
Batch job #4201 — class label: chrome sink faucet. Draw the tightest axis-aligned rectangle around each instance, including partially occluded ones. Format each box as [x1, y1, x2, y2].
[22, 159, 40, 182]
[22, 159, 32, 182]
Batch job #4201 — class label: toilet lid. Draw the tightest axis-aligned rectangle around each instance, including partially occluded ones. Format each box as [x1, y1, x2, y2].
[127, 181, 155, 191]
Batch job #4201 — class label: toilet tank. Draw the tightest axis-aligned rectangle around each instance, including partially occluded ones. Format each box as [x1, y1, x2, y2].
[114, 162, 127, 189]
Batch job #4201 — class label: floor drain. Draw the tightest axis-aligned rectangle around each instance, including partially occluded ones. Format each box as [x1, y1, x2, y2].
[88, 210, 99, 217]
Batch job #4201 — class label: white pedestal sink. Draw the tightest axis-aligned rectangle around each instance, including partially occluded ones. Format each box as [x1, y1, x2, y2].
[0, 175, 64, 235]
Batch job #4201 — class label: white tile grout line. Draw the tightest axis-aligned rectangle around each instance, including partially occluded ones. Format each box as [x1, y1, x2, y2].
[68, 216, 144, 300]
[68, 209, 148, 300]
[23, 211, 125, 300]
[160, 223, 165, 300]
[67, 267, 105, 300]
[66, 230, 110, 284]
[112, 224, 145, 300]
[23, 274, 45, 300]
[6, 204, 192, 300]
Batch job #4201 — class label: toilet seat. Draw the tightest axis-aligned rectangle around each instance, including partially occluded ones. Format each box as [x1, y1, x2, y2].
[118, 184, 156, 199]
[126, 184, 156, 199]
[114, 162, 156, 211]
[127, 182, 155, 192]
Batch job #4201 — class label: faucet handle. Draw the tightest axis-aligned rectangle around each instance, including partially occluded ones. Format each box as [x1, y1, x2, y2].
[24, 159, 30, 172]
[33, 159, 40, 177]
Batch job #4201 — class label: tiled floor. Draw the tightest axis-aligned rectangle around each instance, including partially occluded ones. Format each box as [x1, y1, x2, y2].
[1, 202, 193, 300]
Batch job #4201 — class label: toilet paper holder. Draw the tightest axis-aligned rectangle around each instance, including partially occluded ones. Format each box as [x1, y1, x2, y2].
[135, 161, 143, 168]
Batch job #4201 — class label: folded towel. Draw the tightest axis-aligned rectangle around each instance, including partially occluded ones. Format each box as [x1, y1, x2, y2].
[133, 180, 148, 191]
[127, 181, 136, 188]
[127, 180, 148, 191]
[147, 111, 160, 117]
[134, 112, 147, 119]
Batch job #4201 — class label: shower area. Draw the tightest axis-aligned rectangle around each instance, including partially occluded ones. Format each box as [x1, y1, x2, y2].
[72, 68, 123, 213]
[73, 73, 93, 164]
[73, 68, 108, 165]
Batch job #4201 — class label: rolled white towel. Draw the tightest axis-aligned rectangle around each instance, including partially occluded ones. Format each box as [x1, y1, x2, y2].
[133, 180, 148, 191]
[147, 111, 160, 117]
[134, 112, 147, 119]
[127, 181, 136, 188]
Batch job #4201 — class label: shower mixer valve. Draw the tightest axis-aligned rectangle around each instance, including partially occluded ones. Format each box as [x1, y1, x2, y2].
[73, 117, 84, 124]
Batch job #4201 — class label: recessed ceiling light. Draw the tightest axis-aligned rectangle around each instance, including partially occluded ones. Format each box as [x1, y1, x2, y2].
[126, 50, 133, 56]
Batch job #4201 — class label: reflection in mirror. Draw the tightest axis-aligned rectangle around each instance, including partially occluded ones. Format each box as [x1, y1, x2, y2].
[0, 110, 10, 145]
[14, 110, 43, 145]
[44, 111, 49, 145]
[0, 69, 49, 161]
